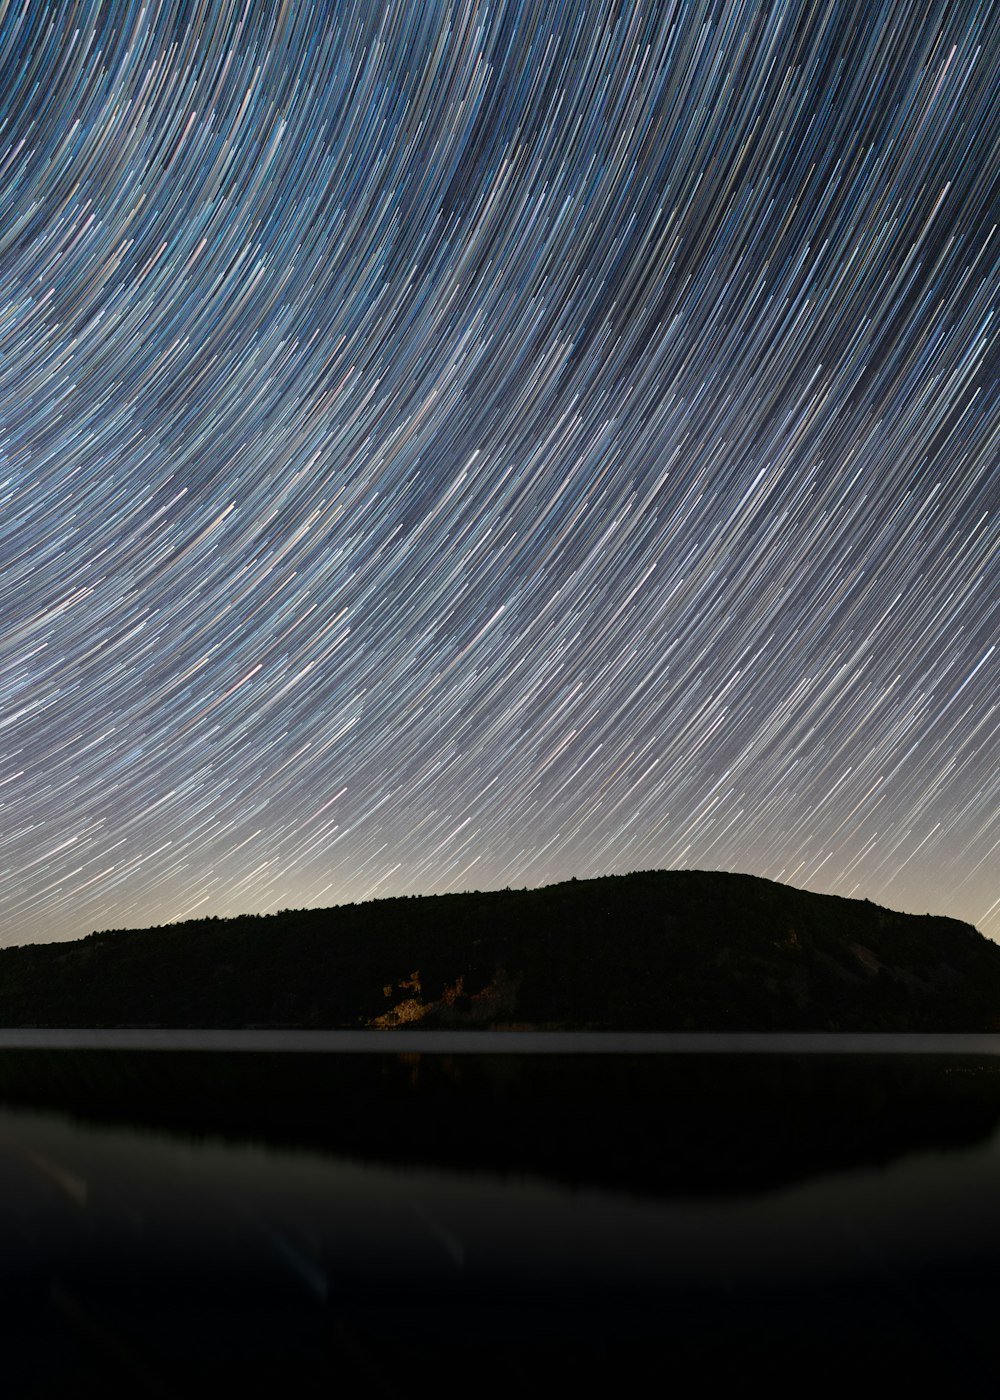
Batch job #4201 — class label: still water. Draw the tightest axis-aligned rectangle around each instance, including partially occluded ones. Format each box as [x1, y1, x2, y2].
[1, 1037, 1000, 1397]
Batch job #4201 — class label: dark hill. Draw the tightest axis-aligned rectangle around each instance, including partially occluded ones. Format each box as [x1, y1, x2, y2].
[1, 870, 998, 1031]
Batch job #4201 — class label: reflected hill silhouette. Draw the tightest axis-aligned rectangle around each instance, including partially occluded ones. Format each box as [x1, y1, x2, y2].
[1, 1047, 998, 1199]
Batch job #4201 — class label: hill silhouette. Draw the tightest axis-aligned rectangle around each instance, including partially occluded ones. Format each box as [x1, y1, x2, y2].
[1, 870, 998, 1031]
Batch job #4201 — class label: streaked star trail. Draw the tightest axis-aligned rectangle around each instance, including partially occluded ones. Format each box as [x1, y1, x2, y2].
[0, 0, 997, 947]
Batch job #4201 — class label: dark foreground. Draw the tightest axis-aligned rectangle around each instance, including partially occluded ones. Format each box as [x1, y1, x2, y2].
[2, 1045, 1000, 1397]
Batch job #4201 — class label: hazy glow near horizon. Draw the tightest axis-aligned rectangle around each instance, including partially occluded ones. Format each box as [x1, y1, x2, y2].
[0, 1, 997, 947]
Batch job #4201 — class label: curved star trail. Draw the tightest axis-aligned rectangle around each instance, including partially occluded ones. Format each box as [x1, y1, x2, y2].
[0, 0, 997, 947]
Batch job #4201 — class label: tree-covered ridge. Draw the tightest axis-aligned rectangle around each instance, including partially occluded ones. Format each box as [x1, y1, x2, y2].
[1, 870, 997, 1031]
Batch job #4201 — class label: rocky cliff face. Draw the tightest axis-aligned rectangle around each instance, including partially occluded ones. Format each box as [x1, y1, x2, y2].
[372, 873, 999, 1032]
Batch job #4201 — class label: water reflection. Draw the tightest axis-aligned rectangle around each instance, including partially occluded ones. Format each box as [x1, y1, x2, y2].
[1, 1046, 1000, 1196]
[1, 1053, 1000, 1395]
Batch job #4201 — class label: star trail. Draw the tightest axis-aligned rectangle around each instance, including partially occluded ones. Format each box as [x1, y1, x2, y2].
[0, 0, 997, 948]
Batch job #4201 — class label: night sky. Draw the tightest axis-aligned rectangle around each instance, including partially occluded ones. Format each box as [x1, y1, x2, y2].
[1, 0, 997, 949]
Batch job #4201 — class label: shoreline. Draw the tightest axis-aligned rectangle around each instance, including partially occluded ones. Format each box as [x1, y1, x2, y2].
[1, 1028, 1000, 1053]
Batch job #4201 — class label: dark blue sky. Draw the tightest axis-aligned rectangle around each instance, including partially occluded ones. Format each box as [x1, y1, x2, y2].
[1, 0, 997, 946]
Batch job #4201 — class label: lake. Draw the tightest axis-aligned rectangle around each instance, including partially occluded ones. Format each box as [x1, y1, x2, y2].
[2, 1033, 999, 1396]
